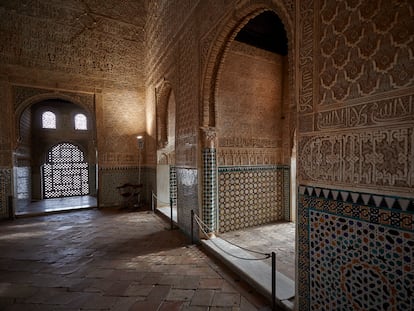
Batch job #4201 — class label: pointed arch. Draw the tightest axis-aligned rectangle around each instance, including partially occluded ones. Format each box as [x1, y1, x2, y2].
[200, 0, 294, 128]
[155, 81, 173, 149]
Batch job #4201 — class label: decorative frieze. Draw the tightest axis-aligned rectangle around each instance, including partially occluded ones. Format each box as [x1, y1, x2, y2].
[299, 126, 414, 193]
[217, 147, 281, 166]
[317, 93, 414, 130]
[297, 0, 315, 113]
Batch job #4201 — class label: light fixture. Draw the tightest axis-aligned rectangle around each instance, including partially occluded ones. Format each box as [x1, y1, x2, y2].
[136, 135, 144, 150]
[136, 135, 144, 185]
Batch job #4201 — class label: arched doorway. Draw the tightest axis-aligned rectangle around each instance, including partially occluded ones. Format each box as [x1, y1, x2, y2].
[14, 97, 97, 215]
[199, 2, 297, 293]
[155, 82, 177, 222]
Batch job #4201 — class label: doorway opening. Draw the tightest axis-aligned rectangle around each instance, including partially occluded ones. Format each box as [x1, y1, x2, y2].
[15, 98, 97, 217]
[155, 83, 177, 223]
[212, 9, 296, 283]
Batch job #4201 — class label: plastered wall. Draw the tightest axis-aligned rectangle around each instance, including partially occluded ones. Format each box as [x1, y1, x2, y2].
[217, 41, 286, 166]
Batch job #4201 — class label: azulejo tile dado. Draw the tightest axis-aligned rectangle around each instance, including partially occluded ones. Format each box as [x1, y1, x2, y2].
[298, 186, 414, 231]
[0, 168, 12, 218]
[308, 209, 413, 310]
[218, 165, 290, 233]
[169, 166, 177, 206]
[298, 185, 414, 310]
[299, 185, 414, 211]
[202, 148, 217, 232]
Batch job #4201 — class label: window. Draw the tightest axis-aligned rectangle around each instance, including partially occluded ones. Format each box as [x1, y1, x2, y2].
[74, 113, 87, 130]
[42, 111, 56, 129]
[42, 143, 89, 198]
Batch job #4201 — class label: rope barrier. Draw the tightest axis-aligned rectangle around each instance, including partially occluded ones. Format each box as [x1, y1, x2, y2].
[151, 192, 172, 206]
[192, 211, 279, 310]
[193, 214, 271, 261]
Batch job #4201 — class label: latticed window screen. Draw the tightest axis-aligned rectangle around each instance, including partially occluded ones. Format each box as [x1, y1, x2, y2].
[42, 143, 89, 198]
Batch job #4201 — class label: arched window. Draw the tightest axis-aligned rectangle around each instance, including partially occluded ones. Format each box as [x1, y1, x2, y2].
[42, 142, 89, 198]
[74, 113, 87, 130]
[42, 111, 56, 129]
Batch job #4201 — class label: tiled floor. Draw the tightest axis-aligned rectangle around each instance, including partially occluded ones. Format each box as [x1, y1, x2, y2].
[0, 209, 271, 310]
[15, 195, 97, 217]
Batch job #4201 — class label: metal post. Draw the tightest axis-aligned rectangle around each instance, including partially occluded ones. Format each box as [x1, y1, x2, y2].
[170, 197, 173, 230]
[8, 196, 14, 220]
[151, 192, 154, 213]
[191, 210, 194, 244]
[272, 251, 276, 311]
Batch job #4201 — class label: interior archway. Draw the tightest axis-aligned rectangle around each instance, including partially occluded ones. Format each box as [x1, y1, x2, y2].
[155, 83, 177, 221]
[14, 98, 97, 215]
[200, 5, 297, 287]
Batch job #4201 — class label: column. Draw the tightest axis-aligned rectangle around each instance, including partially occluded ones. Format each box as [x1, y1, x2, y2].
[201, 127, 217, 234]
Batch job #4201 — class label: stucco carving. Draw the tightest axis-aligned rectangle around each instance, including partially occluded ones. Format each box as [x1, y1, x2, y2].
[317, 93, 414, 130]
[299, 126, 414, 194]
[297, 0, 314, 113]
[318, 0, 414, 106]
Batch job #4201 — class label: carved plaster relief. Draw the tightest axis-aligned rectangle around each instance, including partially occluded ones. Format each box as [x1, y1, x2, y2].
[297, 0, 314, 113]
[299, 126, 414, 194]
[318, 0, 414, 106]
[317, 93, 414, 130]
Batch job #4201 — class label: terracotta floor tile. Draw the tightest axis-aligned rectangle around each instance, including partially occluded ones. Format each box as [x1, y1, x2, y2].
[0, 210, 270, 311]
[190, 289, 215, 306]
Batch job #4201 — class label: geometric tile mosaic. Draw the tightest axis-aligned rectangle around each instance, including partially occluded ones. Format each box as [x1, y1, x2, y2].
[298, 185, 414, 311]
[299, 185, 414, 212]
[176, 167, 199, 240]
[169, 165, 177, 207]
[218, 165, 289, 233]
[202, 148, 217, 232]
[99, 166, 141, 207]
[0, 168, 12, 218]
[309, 210, 413, 310]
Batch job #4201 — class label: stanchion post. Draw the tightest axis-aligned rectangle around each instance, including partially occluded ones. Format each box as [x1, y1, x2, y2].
[170, 197, 173, 230]
[191, 210, 194, 244]
[151, 192, 154, 213]
[8, 196, 14, 220]
[272, 251, 276, 311]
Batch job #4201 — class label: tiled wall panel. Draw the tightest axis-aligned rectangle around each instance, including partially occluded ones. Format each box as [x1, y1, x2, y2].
[298, 185, 414, 310]
[218, 165, 289, 233]
[169, 166, 177, 207]
[0, 169, 12, 218]
[99, 166, 155, 208]
[176, 167, 198, 240]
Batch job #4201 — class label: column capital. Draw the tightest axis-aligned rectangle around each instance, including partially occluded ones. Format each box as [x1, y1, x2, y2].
[200, 126, 217, 149]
